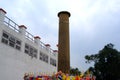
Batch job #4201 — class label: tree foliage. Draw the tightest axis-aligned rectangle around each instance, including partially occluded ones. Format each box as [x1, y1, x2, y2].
[70, 67, 81, 76]
[85, 43, 120, 80]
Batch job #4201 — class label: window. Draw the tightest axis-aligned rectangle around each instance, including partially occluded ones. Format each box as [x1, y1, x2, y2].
[24, 43, 38, 58]
[1, 31, 21, 51]
[9, 36, 15, 47]
[30, 47, 33, 56]
[1, 32, 9, 44]
[16, 40, 21, 45]
[1, 38, 8, 44]
[33, 49, 37, 58]
[3, 32, 9, 39]
[40, 52, 43, 60]
[50, 58, 56, 67]
[25, 44, 29, 54]
[40, 52, 48, 63]
[16, 40, 21, 50]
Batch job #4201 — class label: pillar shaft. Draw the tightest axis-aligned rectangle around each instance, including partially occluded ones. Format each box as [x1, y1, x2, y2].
[58, 11, 70, 74]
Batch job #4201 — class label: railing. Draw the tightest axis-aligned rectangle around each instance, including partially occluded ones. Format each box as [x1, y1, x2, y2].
[38, 38, 56, 55]
[3, 16, 57, 56]
[4, 16, 19, 32]
[25, 30, 34, 42]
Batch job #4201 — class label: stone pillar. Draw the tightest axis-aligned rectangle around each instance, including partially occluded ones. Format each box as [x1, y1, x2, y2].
[19, 25, 27, 36]
[53, 50, 58, 53]
[34, 36, 41, 45]
[45, 44, 51, 49]
[34, 36, 41, 59]
[0, 8, 6, 23]
[58, 11, 70, 74]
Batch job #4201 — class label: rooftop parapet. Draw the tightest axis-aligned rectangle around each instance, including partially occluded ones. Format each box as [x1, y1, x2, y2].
[0, 8, 58, 56]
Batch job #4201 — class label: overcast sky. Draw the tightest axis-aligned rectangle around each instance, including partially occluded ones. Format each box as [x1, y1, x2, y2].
[1, 0, 120, 71]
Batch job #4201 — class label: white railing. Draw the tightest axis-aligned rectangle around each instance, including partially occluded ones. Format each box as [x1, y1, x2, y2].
[25, 30, 34, 42]
[4, 16, 19, 32]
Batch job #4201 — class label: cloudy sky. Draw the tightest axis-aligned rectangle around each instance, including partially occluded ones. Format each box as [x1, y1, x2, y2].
[1, 0, 120, 71]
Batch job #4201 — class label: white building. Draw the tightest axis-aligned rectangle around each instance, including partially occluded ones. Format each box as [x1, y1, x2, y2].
[0, 8, 58, 80]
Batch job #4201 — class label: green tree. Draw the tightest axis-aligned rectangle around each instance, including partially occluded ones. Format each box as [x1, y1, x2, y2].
[85, 43, 120, 80]
[70, 67, 81, 76]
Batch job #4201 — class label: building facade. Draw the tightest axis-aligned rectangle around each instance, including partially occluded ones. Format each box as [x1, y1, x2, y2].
[0, 8, 58, 80]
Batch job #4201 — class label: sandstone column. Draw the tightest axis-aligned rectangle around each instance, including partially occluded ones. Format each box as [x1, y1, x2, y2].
[58, 11, 70, 74]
